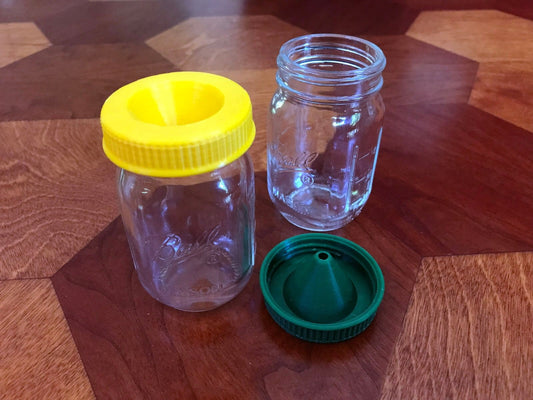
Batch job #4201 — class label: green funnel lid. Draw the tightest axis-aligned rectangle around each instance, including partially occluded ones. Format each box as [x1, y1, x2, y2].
[260, 234, 385, 343]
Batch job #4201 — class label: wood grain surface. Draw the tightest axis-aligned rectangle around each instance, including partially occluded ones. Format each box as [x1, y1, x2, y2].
[407, 9, 533, 130]
[0, 22, 50, 68]
[35, 1, 188, 45]
[271, 0, 419, 35]
[381, 252, 533, 399]
[0, 1, 532, 399]
[52, 173, 421, 400]
[146, 15, 307, 71]
[470, 61, 533, 131]
[0, 119, 116, 279]
[371, 35, 478, 106]
[395, 0, 533, 20]
[0, 0, 86, 22]
[0, 43, 176, 122]
[407, 10, 533, 62]
[373, 103, 533, 257]
[0, 279, 94, 399]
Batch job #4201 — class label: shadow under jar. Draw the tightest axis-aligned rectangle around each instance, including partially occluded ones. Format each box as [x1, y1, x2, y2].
[268, 34, 386, 231]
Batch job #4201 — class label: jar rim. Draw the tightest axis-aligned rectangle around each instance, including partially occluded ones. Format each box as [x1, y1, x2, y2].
[277, 34, 386, 83]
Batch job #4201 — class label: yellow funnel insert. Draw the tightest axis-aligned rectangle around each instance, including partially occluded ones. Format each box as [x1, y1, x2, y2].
[101, 72, 255, 177]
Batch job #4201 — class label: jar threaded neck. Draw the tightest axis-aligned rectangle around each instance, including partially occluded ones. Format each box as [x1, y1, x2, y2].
[276, 34, 386, 103]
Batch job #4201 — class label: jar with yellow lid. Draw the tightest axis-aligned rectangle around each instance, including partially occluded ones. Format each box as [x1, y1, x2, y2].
[101, 72, 255, 312]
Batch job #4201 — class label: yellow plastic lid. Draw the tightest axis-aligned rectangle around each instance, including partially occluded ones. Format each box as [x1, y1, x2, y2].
[101, 72, 255, 177]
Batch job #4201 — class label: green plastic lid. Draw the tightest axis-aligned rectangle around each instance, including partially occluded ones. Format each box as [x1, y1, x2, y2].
[260, 234, 385, 343]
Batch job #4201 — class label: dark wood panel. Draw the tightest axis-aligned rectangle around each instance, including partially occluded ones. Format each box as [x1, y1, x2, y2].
[394, 0, 492, 10]
[497, 0, 533, 19]
[52, 173, 420, 400]
[369, 103, 533, 256]
[272, 0, 420, 35]
[0, 0, 85, 22]
[394, 0, 533, 20]
[370, 35, 478, 105]
[37, 0, 346, 46]
[35, 2, 189, 45]
[0, 43, 176, 121]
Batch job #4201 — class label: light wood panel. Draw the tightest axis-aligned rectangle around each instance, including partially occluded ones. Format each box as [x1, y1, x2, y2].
[406, 10, 533, 131]
[407, 10, 533, 62]
[470, 61, 533, 131]
[381, 252, 533, 399]
[0, 22, 50, 68]
[0, 279, 94, 399]
[146, 15, 307, 71]
[0, 119, 117, 279]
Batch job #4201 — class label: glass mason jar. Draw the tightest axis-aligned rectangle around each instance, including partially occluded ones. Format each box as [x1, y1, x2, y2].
[268, 34, 386, 231]
[101, 72, 255, 312]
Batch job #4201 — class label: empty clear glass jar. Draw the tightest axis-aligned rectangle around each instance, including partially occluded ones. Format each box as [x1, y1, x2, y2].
[101, 72, 256, 312]
[268, 34, 386, 231]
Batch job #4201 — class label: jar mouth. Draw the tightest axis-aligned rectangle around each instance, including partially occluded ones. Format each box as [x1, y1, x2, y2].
[277, 34, 386, 84]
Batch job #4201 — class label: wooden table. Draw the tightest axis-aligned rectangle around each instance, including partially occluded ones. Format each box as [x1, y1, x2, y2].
[1, 1, 532, 399]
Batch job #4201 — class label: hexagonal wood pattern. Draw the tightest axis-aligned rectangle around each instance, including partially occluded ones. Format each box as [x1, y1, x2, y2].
[1, 1, 532, 399]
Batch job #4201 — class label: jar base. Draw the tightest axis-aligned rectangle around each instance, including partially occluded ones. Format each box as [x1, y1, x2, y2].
[269, 180, 368, 231]
[137, 265, 254, 312]
[279, 210, 357, 232]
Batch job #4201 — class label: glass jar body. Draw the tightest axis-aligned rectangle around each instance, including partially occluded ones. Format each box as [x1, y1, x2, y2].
[268, 34, 386, 231]
[118, 154, 255, 312]
[268, 92, 384, 231]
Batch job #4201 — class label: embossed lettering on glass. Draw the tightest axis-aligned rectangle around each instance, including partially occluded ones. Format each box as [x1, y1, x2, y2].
[268, 34, 386, 231]
[118, 156, 255, 312]
[101, 72, 256, 312]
